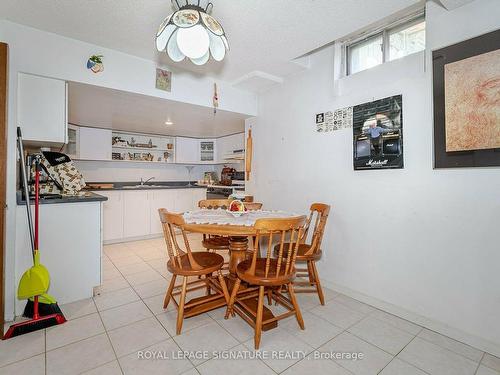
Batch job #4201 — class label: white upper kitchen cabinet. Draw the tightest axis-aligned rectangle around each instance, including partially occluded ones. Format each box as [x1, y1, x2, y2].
[176, 137, 200, 164]
[18, 73, 68, 144]
[79, 126, 112, 161]
[217, 133, 244, 163]
[99, 191, 124, 242]
[149, 190, 176, 235]
[199, 139, 216, 164]
[123, 190, 150, 238]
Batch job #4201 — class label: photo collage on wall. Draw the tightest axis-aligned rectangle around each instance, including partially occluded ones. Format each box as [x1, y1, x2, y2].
[315, 107, 353, 133]
[352, 95, 403, 170]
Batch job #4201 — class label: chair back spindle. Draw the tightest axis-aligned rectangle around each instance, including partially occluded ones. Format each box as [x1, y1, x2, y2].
[158, 209, 203, 270]
[305, 203, 331, 256]
[247, 216, 306, 279]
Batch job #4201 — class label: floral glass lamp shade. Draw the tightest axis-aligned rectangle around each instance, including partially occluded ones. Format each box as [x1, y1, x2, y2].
[156, 1, 229, 65]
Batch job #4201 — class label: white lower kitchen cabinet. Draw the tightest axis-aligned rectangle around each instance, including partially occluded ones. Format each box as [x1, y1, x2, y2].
[99, 191, 124, 241]
[123, 190, 150, 238]
[98, 188, 206, 243]
[191, 188, 206, 208]
[149, 190, 177, 235]
[175, 188, 196, 212]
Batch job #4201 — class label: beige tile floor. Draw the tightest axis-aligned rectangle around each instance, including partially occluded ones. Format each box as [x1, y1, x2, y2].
[1, 235, 499, 375]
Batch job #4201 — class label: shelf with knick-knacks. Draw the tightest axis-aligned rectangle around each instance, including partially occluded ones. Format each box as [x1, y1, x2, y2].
[111, 130, 175, 163]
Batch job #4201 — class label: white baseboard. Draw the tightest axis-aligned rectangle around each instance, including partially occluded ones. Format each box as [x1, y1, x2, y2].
[104, 233, 163, 245]
[321, 279, 500, 358]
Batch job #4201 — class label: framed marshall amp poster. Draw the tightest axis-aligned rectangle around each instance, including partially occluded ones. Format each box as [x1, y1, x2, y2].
[353, 95, 403, 170]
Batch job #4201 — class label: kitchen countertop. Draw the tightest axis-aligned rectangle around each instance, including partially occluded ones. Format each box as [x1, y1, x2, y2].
[84, 181, 208, 191]
[17, 191, 108, 205]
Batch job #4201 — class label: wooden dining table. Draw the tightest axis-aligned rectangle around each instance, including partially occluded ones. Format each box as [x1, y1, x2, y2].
[182, 208, 297, 331]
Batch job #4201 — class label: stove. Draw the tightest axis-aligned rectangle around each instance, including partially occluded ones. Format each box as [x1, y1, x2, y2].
[206, 186, 234, 199]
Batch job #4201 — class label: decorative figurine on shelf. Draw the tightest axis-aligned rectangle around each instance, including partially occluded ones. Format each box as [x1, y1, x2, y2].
[87, 55, 104, 74]
[112, 136, 127, 147]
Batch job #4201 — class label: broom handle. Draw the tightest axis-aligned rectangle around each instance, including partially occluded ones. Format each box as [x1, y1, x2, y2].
[34, 162, 39, 250]
[17, 127, 35, 259]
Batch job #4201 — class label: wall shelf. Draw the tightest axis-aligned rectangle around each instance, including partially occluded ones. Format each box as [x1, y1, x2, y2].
[112, 130, 175, 163]
[112, 145, 171, 152]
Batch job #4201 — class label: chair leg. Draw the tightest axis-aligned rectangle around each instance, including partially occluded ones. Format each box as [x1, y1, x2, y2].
[275, 285, 283, 305]
[267, 288, 273, 305]
[288, 283, 304, 330]
[255, 286, 265, 350]
[311, 261, 325, 305]
[176, 276, 188, 335]
[217, 270, 230, 304]
[205, 272, 212, 295]
[163, 275, 177, 309]
[307, 261, 315, 285]
[225, 278, 241, 319]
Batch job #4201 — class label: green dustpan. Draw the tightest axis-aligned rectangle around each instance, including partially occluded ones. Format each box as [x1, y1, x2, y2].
[18, 251, 50, 300]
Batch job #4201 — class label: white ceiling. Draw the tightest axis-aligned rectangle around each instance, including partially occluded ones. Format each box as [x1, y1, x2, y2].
[0, 0, 420, 84]
[68, 82, 246, 137]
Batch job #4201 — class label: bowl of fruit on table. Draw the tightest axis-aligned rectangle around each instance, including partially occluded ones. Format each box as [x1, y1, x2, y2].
[226, 200, 248, 217]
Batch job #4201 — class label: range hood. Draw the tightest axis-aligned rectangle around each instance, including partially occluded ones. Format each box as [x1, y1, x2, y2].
[224, 149, 245, 161]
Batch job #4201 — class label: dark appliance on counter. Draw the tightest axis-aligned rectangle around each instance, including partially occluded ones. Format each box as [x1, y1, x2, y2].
[231, 171, 245, 193]
[232, 171, 245, 181]
[206, 186, 233, 199]
[220, 166, 236, 186]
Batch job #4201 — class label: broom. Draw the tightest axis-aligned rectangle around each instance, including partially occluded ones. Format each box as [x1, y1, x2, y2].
[22, 156, 65, 319]
[3, 128, 66, 339]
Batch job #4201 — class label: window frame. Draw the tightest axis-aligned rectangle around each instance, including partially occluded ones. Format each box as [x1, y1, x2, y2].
[344, 12, 425, 76]
[346, 32, 384, 76]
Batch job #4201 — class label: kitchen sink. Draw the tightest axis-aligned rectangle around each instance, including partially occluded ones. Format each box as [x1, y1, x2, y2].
[121, 184, 165, 189]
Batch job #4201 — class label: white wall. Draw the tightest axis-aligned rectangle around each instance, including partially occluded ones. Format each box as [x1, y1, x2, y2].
[75, 161, 213, 183]
[249, 0, 500, 355]
[0, 20, 257, 320]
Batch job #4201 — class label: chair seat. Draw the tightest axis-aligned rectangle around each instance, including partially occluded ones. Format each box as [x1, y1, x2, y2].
[202, 236, 230, 250]
[236, 258, 295, 286]
[273, 243, 322, 261]
[167, 252, 224, 276]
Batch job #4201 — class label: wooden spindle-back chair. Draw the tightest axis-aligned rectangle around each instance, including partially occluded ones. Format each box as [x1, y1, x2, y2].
[198, 199, 231, 210]
[274, 203, 331, 304]
[198, 199, 232, 254]
[225, 215, 307, 349]
[159, 209, 229, 335]
[243, 202, 263, 211]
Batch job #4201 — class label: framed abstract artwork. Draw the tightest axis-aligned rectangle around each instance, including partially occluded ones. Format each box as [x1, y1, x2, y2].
[433, 29, 500, 168]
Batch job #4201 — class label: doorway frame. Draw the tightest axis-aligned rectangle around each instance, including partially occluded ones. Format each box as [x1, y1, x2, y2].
[0, 42, 8, 331]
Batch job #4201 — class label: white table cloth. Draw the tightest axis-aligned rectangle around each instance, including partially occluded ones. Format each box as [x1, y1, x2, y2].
[183, 209, 297, 227]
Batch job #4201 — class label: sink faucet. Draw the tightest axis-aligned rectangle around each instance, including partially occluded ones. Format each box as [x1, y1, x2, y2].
[140, 177, 155, 186]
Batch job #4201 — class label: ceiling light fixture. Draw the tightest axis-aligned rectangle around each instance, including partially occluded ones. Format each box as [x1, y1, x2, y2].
[156, 0, 229, 65]
[165, 120, 174, 125]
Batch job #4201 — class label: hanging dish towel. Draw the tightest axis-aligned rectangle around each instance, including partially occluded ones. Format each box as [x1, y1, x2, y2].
[41, 151, 86, 195]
